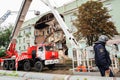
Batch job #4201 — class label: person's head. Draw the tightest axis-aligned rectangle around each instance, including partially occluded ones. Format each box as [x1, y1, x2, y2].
[98, 35, 109, 43]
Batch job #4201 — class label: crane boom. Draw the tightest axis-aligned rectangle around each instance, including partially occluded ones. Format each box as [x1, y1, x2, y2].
[42, 0, 79, 48]
[40, 0, 82, 71]
[7, 0, 32, 50]
[11, 0, 32, 39]
[0, 10, 11, 25]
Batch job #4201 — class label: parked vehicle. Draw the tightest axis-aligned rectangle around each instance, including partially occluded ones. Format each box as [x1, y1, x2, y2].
[3, 43, 59, 72]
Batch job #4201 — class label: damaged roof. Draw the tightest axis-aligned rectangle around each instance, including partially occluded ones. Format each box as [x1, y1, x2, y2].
[34, 13, 64, 29]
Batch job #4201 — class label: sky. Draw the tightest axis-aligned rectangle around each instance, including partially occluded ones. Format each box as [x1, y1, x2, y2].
[0, 0, 74, 27]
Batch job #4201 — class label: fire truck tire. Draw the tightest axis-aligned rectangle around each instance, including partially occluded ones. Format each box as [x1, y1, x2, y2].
[34, 61, 43, 72]
[9, 60, 15, 70]
[3, 60, 9, 70]
[23, 61, 31, 71]
[47, 64, 55, 70]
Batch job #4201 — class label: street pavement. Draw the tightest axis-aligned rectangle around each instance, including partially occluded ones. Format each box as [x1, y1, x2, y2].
[0, 76, 26, 80]
[0, 70, 120, 80]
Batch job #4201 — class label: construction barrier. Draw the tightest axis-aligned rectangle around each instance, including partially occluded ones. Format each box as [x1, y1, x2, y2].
[76, 65, 87, 72]
[0, 70, 120, 80]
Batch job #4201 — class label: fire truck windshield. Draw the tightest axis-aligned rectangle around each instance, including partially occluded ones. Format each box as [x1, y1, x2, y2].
[45, 46, 53, 51]
[39, 47, 43, 51]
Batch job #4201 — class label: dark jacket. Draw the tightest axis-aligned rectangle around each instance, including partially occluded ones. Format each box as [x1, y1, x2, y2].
[93, 41, 111, 70]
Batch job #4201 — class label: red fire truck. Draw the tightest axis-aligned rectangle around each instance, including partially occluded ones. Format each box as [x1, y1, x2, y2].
[3, 42, 59, 72]
[2, 0, 59, 72]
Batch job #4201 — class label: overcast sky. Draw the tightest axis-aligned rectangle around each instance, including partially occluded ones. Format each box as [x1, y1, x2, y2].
[0, 0, 74, 27]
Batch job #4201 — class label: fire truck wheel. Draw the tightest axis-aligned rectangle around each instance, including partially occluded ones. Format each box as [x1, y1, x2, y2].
[3, 60, 9, 70]
[47, 64, 55, 70]
[23, 61, 31, 71]
[9, 60, 15, 70]
[34, 61, 43, 72]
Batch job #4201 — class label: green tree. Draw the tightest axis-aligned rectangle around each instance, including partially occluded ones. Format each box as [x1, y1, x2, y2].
[73, 1, 118, 46]
[0, 25, 13, 48]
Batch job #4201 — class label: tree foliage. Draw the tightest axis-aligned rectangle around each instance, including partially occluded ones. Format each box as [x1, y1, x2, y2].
[73, 1, 118, 46]
[0, 25, 12, 48]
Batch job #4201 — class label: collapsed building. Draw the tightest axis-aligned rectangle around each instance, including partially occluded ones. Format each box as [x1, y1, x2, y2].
[34, 13, 68, 59]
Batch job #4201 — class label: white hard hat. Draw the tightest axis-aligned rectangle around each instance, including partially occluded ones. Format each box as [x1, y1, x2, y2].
[98, 35, 109, 42]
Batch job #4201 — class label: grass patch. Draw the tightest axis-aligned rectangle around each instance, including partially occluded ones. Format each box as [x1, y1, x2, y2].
[0, 71, 18, 77]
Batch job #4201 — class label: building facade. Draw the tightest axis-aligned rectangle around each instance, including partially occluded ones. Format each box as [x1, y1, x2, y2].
[16, 0, 120, 56]
[16, 17, 40, 52]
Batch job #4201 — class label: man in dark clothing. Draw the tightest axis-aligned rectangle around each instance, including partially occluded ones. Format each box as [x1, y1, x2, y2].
[93, 35, 114, 77]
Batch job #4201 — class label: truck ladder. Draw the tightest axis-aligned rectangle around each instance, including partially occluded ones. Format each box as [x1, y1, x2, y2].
[7, 0, 32, 50]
